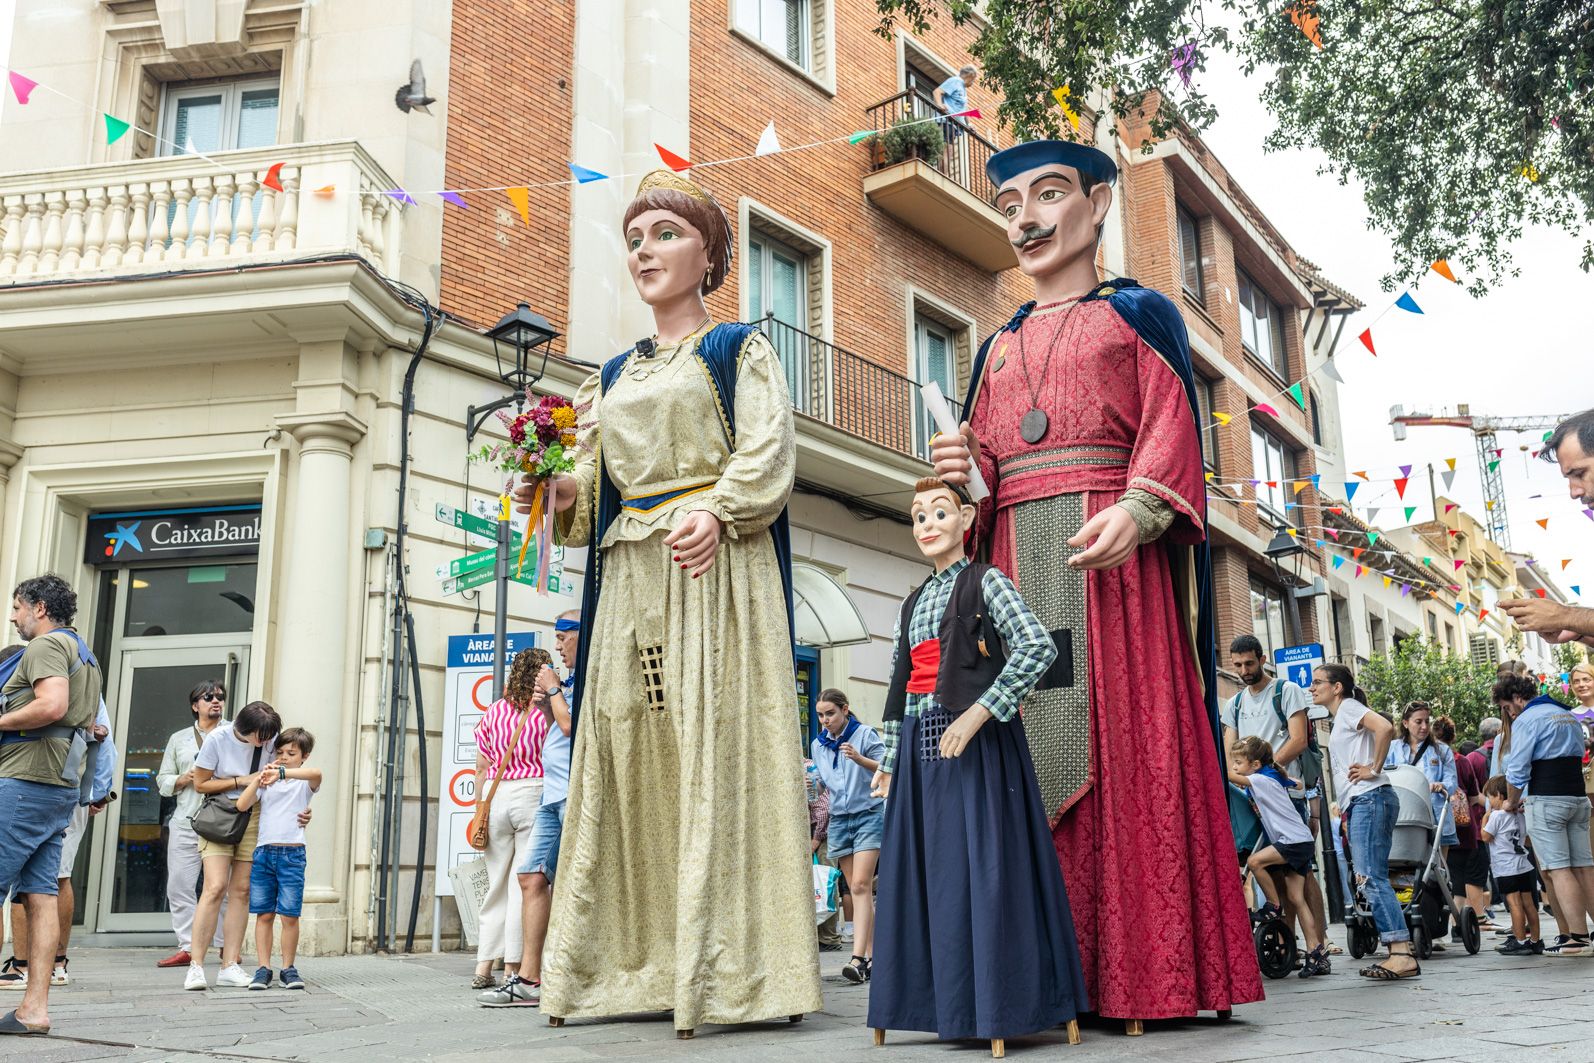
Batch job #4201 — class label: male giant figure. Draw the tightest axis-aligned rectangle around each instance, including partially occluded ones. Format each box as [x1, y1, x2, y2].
[932, 140, 1262, 1029]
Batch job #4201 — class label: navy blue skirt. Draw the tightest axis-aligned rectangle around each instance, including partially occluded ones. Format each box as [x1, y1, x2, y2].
[867, 706, 1089, 1040]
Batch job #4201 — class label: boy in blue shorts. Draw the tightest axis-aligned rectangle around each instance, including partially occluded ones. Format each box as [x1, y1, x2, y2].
[236, 727, 320, 990]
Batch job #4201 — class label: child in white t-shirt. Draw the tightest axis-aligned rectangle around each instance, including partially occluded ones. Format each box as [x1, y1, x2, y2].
[1230, 735, 1329, 978]
[1480, 774, 1540, 955]
[236, 727, 321, 989]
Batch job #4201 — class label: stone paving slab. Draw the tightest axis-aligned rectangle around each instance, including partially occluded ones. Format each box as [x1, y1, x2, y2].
[5, 943, 1594, 1061]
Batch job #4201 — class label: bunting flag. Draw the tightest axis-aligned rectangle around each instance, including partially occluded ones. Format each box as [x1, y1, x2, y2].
[1395, 292, 1423, 314]
[1325, 528, 1341, 539]
[1477, 608, 1489, 621]
[1447, 528, 1459, 536]
[1401, 584, 1412, 597]
[1286, 528, 1298, 538]
[1383, 576, 1392, 588]
[1487, 459, 1501, 472]
[1444, 502, 1457, 513]
[1423, 557, 1432, 566]
[262, 162, 285, 193]
[383, 189, 417, 205]
[1430, 259, 1458, 283]
[1354, 471, 1370, 480]
[1052, 86, 1081, 130]
[1522, 163, 1540, 182]
[1288, 2, 1324, 48]
[1319, 360, 1345, 383]
[1291, 480, 1310, 495]
[8, 70, 38, 105]
[1455, 602, 1466, 615]
[1355, 565, 1365, 578]
[1172, 41, 1198, 88]
[104, 113, 131, 145]
[1311, 475, 1322, 489]
[439, 191, 468, 207]
[1254, 403, 1280, 417]
[1286, 382, 1306, 410]
[1367, 507, 1380, 522]
[1332, 555, 1345, 570]
[1393, 477, 1410, 499]
[1368, 531, 1381, 545]
[1537, 518, 1550, 529]
[1445, 457, 1457, 471]
[314, 185, 337, 197]
[1358, 328, 1376, 355]
[1485, 500, 1496, 511]
[1563, 559, 1573, 570]
[1535, 588, 1548, 599]
[1399, 465, 1413, 477]
[1574, 585, 1583, 596]
[568, 163, 608, 183]
[1405, 507, 1417, 521]
[1353, 547, 1366, 560]
[506, 186, 531, 225]
[1345, 482, 1360, 501]
[755, 121, 782, 157]
[1284, 502, 1297, 512]
[1441, 469, 1457, 491]
[1212, 412, 1232, 427]
[655, 144, 692, 172]
[1454, 559, 1466, 570]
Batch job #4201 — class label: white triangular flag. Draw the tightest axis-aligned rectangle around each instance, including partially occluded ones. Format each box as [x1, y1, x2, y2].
[1318, 359, 1344, 383]
[755, 121, 781, 157]
[1441, 469, 1457, 491]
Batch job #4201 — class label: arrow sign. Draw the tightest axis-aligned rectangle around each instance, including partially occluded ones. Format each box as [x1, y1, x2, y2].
[436, 547, 497, 581]
[435, 503, 521, 545]
[441, 565, 496, 596]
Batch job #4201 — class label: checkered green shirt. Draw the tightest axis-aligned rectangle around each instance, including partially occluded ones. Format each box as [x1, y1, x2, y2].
[879, 558, 1056, 774]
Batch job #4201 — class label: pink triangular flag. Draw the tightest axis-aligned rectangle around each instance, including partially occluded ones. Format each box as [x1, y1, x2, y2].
[8, 71, 37, 105]
[1254, 403, 1280, 417]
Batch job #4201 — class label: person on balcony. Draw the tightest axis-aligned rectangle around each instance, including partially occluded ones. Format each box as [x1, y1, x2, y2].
[515, 169, 820, 1039]
[930, 139, 1263, 1032]
[932, 64, 977, 145]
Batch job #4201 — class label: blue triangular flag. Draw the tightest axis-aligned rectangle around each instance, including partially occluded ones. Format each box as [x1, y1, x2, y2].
[568, 163, 608, 183]
[1345, 482, 1360, 501]
[1574, 585, 1583, 596]
[1395, 291, 1423, 314]
[1331, 555, 1345, 570]
[1284, 502, 1296, 512]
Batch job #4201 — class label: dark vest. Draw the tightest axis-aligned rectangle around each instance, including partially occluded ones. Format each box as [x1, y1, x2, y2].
[884, 563, 1005, 722]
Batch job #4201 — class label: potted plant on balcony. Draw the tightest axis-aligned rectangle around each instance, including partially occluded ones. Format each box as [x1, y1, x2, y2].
[869, 116, 946, 168]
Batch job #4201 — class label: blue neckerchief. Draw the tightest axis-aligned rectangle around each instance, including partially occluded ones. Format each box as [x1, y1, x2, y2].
[1256, 765, 1295, 792]
[815, 716, 861, 768]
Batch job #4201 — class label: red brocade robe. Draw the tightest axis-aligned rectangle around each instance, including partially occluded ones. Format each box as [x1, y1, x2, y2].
[968, 296, 1263, 1019]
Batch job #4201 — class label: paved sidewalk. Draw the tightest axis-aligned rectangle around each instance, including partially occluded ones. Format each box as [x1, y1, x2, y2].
[10, 941, 1594, 1062]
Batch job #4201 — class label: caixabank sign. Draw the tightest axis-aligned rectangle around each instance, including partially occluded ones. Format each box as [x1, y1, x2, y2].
[85, 504, 263, 565]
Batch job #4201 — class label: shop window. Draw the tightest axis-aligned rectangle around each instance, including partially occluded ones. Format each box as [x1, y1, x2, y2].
[1238, 268, 1288, 378]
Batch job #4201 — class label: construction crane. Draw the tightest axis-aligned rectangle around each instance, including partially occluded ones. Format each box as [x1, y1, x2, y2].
[1389, 404, 1574, 549]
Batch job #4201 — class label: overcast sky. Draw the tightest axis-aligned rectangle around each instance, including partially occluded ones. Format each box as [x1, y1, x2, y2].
[0, 3, 1584, 602]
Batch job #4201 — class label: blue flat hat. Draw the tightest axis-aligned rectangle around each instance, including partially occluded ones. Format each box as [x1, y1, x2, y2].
[986, 140, 1117, 189]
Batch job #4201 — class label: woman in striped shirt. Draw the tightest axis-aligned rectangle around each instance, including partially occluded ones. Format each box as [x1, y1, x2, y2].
[470, 648, 552, 989]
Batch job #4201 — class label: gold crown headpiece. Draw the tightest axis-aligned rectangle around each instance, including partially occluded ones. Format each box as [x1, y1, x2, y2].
[635, 169, 712, 203]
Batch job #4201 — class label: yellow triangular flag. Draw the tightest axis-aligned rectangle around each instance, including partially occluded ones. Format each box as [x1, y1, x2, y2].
[1486, 500, 1496, 511]
[1522, 163, 1539, 182]
[1445, 457, 1457, 471]
[1212, 411, 1232, 427]
[505, 186, 531, 226]
[1383, 576, 1392, 588]
[1291, 480, 1309, 495]
[1430, 259, 1458, 283]
[1052, 86, 1080, 131]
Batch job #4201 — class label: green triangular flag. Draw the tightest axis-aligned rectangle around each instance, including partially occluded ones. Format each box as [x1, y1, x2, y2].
[1286, 382, 1305, 410]
[848, 130, 874, 145]
[104, 114, 131, 145]
[1368, 531, 1380, 545]
[1487, 459, 1501, 472]
[1405, 506, 1417, 521]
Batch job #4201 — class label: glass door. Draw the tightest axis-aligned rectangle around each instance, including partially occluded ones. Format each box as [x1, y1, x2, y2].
[91, 644, 249, 933]
[913, 317, 954, 459]
[750, 233, 808, 407]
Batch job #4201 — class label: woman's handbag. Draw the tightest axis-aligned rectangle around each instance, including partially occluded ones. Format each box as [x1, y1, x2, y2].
[190, 745, 263, 845]
[467, 706, 533, 851]
[1449, 788, 1472, 829]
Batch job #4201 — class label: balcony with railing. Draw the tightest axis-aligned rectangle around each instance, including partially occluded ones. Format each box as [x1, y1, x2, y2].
[861, 90, 1015, 272]
[762, 314, 959, 463]
[0, 140, 403, 285]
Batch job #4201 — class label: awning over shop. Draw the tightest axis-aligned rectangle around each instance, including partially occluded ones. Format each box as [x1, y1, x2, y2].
[792, 562, 872, 648]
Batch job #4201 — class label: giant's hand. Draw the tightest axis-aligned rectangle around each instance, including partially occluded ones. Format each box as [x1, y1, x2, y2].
[1066, 504, 1139, 571]
[512, 473, 578, 516]
[930, 422, 982, 489]
[664, 510, 723, 578]
[939, 704, 993, 759]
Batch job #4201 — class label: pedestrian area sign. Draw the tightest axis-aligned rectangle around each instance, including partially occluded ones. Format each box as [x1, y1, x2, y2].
[1274, 643, 1324, 689]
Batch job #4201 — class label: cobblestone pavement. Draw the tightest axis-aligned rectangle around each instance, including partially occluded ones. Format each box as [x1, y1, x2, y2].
[9, 940, 1594, 1062]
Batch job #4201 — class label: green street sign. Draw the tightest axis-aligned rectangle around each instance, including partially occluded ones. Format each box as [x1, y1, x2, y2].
[435, 503, 504, 541]
[441, 565, 496, 596]
[435, 548, 497, 581]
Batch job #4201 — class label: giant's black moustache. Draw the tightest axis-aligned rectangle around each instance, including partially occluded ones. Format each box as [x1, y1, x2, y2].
[1012, 224, 1057, 249]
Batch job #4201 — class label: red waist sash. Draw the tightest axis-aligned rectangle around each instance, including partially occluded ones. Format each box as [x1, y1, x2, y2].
[906, 638, 941, 694]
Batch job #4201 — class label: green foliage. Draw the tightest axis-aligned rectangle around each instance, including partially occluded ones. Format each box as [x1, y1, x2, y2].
[1358, 637, 1497, 742]
[1553, 640, 1588, 679]
[876, 116, 947, 165]
[872, 0, 1594, 293]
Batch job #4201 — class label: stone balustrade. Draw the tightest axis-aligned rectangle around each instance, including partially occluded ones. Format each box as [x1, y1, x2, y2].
[0, 140, 404, 284]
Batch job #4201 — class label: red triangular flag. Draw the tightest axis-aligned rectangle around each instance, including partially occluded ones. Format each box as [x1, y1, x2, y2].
[1477, 608, 1489, 621]
[1393, 477, 1409, 499]
[655, 144, 692, 172]
[1444, 503, 1457, 513]
[262, 162, 285, 192]
[1535, 588, 1547, 599]
[1353, 548, 1365, 560]
[1358, 328, 1376, 355]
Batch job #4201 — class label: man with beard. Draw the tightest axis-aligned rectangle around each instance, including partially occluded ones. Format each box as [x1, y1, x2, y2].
[931, 140, 1261, 1032]
[1501, 409, 1594, 647]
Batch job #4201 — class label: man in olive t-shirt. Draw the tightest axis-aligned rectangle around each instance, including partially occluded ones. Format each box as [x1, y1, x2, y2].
[0, 575, 102, 1037]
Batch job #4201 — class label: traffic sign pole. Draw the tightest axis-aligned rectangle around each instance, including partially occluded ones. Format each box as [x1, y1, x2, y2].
[493, 496, 511, 702]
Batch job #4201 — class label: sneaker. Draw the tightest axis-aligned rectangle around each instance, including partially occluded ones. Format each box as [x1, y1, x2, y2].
[156, 949, 192, 969]
[184, 964, 209, 991]
[216, 963, 253, 988]
[478, 975, 539, 1007]
[1496, 938, 1531, 955]
[280, 966, 305, 990]
[249, 967, 272, 991]
[0, 958, 24, 991]
[1449, 930, 1463, 944]
[1546, 935, 1589, 957]
[1430, 940, 1447, 952]
[1530, 939, 1546, 955]
[50, 958, 68, 986]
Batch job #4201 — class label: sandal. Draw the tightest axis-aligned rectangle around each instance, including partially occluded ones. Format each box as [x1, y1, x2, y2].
[470, 973, 496, 990]
[1359, 957, 1421, 980]
[1325, 943, 1343, 955]
[841, 955, 872, 984]
[0, 1009, 48, 1036]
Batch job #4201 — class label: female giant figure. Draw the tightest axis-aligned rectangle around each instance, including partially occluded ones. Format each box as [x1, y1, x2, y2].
[519, 170, 821, 1037]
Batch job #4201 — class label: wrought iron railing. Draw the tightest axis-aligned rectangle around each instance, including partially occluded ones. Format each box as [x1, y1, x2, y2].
[863, 89, 1000, 207]
[761, 314, 961, 460]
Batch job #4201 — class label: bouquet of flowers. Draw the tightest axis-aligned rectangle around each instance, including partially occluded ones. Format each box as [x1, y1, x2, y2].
[472, 392, 579, 592]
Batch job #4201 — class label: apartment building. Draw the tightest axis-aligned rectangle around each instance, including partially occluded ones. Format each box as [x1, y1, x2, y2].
[0, 1, 1357, 951]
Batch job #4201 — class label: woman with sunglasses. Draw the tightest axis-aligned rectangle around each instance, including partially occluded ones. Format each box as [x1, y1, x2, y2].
[153, 681, 228, 969]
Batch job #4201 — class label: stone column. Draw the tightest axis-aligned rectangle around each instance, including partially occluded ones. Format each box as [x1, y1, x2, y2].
[272, 408, 366, 954]
[0, 364, 25, 564]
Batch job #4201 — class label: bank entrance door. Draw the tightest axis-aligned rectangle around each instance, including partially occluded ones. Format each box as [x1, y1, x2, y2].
[78, 559, 257, 935]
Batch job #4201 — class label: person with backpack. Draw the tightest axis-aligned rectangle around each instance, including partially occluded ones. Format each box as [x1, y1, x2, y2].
[1224, 635, 1329, 954]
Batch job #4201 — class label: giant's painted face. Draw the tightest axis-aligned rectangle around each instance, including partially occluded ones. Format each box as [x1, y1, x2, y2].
[626, 208, 712, 309]
[994, 163, 1112, 282]
[910, 486, 974, 566]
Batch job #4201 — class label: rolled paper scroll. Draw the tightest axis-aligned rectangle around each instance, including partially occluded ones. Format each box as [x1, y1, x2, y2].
[919, 381, 989, 503]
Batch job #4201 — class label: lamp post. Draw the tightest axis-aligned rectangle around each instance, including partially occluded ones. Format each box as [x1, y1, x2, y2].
[467, 301, 561, 699]
[1263, 527, 1306, 647]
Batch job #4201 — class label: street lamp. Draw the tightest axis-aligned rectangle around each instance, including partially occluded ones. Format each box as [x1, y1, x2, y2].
[466, 301, 562, 441]
[1264, 526, 1306, 646]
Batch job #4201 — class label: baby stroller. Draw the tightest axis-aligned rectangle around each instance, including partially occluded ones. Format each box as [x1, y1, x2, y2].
[1342, 764, 1482, 959]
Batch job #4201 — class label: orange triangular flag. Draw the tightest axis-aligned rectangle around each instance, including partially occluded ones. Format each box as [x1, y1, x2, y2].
[314, 185, 337, 197]
[655, 144, 692, 172]
[1563, 559, 1573, 570]
[1537, 518, 1550, 529]
[1353, 470, 1369, 481]
[1430, 259, 1458, 283]
[505, 187, 530, 226]
[1288, 3, 1324, 48]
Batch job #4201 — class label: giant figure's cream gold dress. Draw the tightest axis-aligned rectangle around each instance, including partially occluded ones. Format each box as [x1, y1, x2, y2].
[539, 326, 822, 1029]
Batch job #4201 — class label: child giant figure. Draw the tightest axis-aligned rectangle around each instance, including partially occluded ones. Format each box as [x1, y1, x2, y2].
[868, 477, 1086, 1058]
[931, 141, 1262, 1029]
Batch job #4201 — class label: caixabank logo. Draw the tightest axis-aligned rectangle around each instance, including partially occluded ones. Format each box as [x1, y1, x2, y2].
[85, 505, 264, 565]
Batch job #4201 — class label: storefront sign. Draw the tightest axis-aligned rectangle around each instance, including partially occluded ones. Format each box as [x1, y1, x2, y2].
[86, 504, 262, 565]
